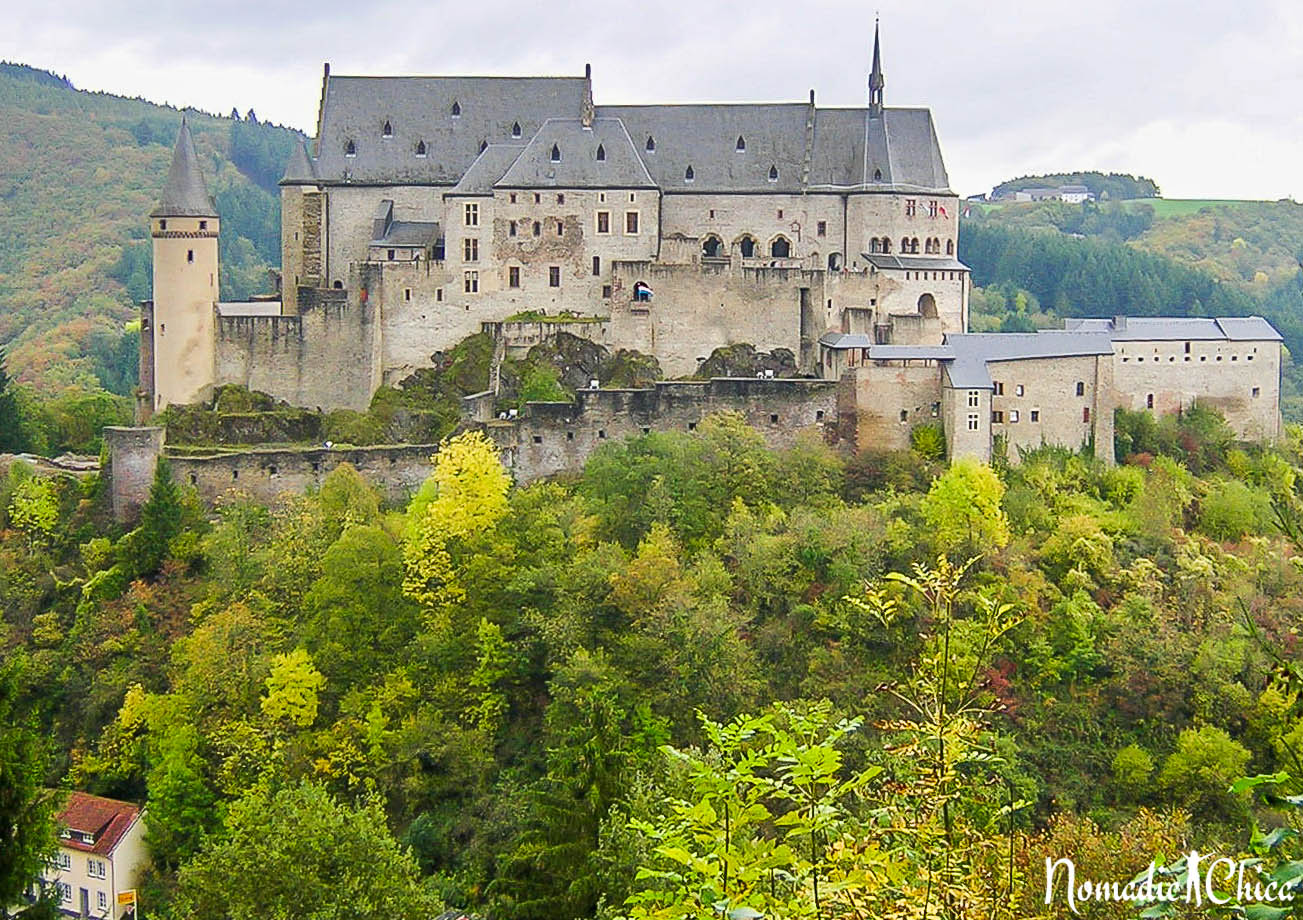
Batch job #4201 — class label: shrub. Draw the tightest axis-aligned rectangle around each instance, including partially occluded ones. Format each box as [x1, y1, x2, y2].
[910, 422, 947, 461]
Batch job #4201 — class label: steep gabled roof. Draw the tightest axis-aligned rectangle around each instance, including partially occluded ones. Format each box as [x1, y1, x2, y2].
[313, 74, 588, 184]
[57, 791, 143, 857]
[495, 118, 656, 189]
[151, 118, 216, 217]
[280, 139, 317, 184]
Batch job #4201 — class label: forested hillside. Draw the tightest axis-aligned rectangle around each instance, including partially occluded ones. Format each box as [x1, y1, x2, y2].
[0, 62, 300, 409]
[5, 411, 1303, 919]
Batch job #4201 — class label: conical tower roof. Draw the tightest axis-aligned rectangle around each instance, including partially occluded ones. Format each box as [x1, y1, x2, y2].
[151, 117, 216, 217]
[280, 139, 317, 184]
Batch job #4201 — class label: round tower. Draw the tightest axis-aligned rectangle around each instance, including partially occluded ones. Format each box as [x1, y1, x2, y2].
[150, 116, 219, 411]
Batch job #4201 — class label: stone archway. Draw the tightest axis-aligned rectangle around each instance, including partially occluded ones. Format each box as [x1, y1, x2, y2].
[918, 292, 938, 318]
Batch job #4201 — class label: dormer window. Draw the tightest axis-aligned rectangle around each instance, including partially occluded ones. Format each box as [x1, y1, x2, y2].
[736, 136, 746, 152]
[382, 120, 392, 137]
[479, 140, 488, 154]
[873, 168, 882, 181]
[344, 140, 356, 157]
[596, 144, 606, 161]
[768, 165, 778, 182]
[512, 121, 522, 138]
[684, 165, 694, 182]
[645, 136, 656, 152]
[451, 101, 461, 117]
[550, 144, 561, 162]
[415, 140, 426, 157]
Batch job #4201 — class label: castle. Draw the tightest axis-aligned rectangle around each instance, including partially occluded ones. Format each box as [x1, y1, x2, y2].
[134, 26, 1282, 482]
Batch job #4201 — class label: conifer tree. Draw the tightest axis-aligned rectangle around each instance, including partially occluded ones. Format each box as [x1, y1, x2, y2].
[0, 347, 25, 453]
[122, 456, 183, 578]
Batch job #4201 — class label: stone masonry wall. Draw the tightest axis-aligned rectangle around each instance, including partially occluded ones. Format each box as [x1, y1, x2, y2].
[103, 427, 165, 523]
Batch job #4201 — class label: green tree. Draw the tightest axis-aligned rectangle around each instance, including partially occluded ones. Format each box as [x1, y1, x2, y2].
[0, 655, 57, 919]
[919, 458, 1010, 557]
[0, 347, 25, 453]
[1158, 725, 1252, 820]
[120, 456, 183, 578]
[174, 781, 442, 920]
[260, 649, 325, 730]
[145, 723, 219, 871]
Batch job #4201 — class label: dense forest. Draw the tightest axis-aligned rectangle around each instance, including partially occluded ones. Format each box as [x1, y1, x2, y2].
[0, 62, 300, 452]
[5, 403, 1303, 919]
[989, 171, 1161, 200]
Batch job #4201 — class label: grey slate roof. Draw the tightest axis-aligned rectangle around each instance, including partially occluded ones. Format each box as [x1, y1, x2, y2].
[1064, 316, 1283, 342]
[944, 332, 1115, 389]
[151, 118, 216, 217]
[281, 139, 317, 184]
[373, 221, 441, 247]
[863, 254, 968, 271]
[447, 144, 526, 196]
[313, 75, 588, 184]
[495, 118, 655, 189]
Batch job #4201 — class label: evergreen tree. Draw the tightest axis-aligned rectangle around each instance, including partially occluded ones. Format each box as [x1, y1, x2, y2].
[121, 456, 182, 578]
[0, 347, 25, 453]
[0, 655, 57, 919]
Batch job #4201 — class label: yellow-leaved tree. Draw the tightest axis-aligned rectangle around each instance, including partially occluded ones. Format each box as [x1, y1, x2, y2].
[403, 430, 511, 612]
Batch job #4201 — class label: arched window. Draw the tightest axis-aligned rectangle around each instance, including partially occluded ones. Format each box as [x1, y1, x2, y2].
[344, 139, 356, 156]
[870, 238, 881, 254]
[918, 293, 938, 318]
[900, 237, 909, 252]
[684, 165, 694, 182]
[451, 100, 461, 117]
[738, 235, 757, 258]
[333, 280, 343, 289]
[512, 121, 522, 138]
[415, 140, 426, 156]
[702, 235, 723, 258]
[882, 237, 891, 253]
[736, 136, 746, 152]
[382, 120, 392, 137]
[946, 239, 954, 255]
[828, 252, 843, 270]
[873, 168, 882, 181]
[596, 144, 606, 161]
[550, 144, 561, 162]
[911, 238, 920, 254]
[645, 135, 655, 152]
[770, 236, 791, 258]
[768, 165, 779, 182]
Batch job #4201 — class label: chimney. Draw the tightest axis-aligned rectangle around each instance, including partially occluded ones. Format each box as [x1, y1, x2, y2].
[1113, 315, 1127, 331]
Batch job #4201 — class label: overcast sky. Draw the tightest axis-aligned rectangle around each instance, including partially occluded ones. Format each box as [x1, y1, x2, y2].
[4, 0, 1300, 199]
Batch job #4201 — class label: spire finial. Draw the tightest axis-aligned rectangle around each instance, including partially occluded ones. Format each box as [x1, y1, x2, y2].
[868, 17, 885, 117]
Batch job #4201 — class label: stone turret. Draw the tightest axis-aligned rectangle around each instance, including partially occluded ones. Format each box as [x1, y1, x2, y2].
[149, 117, 219, 411]
[280, 138, 322, 308]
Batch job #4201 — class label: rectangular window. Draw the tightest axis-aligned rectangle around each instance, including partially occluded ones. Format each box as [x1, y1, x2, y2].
[967, 390, 979, 408]
[534, 193, 541, 203]
[98, 892, 107, 909]
[1082, 407, 1091, 423]
[557, 193, 565, 204]
[967, 413, 979, 431]
[1009, 409, 1020, 423]
[596, 211, 610, 234]
[629, 192, 636, 202]
[1015, 384, 1024, 397]
[817, 220, 827, 237]
[509, 193, 517, 204]
[549, 266, 561, 287]
[199, 220, 207, 230]
[1253, 386, 1261, 398]
[464, 203, 479, 227]
[1075, 381, 1085, 396]
[387, 249, 395, 261]
[991, 410, 1004, 423]
[599, 192, 606, 203]
[601, 284, 612, 298]
[436, 288, 444, 302]
[508, 266, 520, 288]
[777, 209, 784, 219]
[404, 288, 411, 301]
[187, 249, 194, 263]
[463, 238, 478, 262]
[905, 199, 917, 217]
[993, 381, 1004, 396]
[928, 200, 939, 218]
[592, 255, 601, 276]
[625, 211, 640, 234]
[709, 209, 716, 219]
[509, 220, 517, 237]
[1146, 393, 1154, 409]
[556, 221, 564, 236]
[463, 271, 478, 293]
[1030, 409, 1040, 422]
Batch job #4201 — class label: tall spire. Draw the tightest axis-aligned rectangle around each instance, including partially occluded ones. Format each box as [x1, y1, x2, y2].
[151, 116, 216, 217]
[868, 17, 885, 118]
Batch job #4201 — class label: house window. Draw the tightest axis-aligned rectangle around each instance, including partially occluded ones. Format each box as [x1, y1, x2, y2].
[404, 288, 412, 301]
[199, 220, 207, 230]
[387, 249, 395, 261]
[1075, 381, 1084, 396]
[629, 193, 636, 202]
[463, 271, 478, 293]
[463, 238, 478, 262]
[557, 193, 565, 204]
[58, 854, 71, 870]
[556, 221, 564, 236]
[1146, 393, 1154, 409]
[967, 413, 979, 431]
[817, 220, 827, 237]
[1082, 407, 1091, 422]
[436, 289, 443, 302]
[509, 192, 517, 203]
[905, 199, 916, 217]
[509, 220, 518, 237]
[98, 892, 107, 909]
[602, 284, 612, 298]
[187, 249, 194, 263]
[967, 390, 979, 408]
[928, 200, 939, 218]
[625, 211, 639, 234]
[991, 410, 1003, 423]
[532, 221, 541, 237]
[592, 255, 601, 276]
[159, 219, 167, 230]
[1030, 409, 1040, 422]
[1015, 384, 1024, 397]
[777, 209, 783, 219]
[534, 193, 541, 203]
[993, 381, 1004, 396]
[1009, 409, 1020, 423]
[599, 193, 606, 202]
[464, 203, 479, 226]
[508, 266, 520, 288]
[596, 211, 610, 233]
[549, 266, 561, 287]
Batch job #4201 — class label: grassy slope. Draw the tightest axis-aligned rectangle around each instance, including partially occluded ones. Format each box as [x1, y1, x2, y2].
[0, 63, 301, 393]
